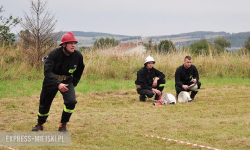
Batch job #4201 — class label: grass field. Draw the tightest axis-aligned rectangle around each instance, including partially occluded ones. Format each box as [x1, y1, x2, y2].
[1, 46, 250, 149]
[0, 78, 250, 150]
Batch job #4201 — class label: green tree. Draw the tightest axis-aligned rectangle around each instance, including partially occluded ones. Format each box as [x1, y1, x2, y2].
[0, 6, 21, 46]
[158, 40, 169, 52]
[104, 37, 110, 47]
[93, 37, 119, 49]
[244, 35, 250, 51]
[190, 39, 210, 55]
[157, 40, 176, 53]
[214, 37, 231, 53]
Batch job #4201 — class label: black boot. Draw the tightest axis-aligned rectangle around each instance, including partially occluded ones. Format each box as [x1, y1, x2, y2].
[32, 123, 44, 131]
[58, 123, 68, 132]
[139, 95, 146, 102]
[190, 91, 198, 100]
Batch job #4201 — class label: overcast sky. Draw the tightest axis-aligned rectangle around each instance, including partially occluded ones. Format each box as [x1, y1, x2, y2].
[1, 0, 250, 36]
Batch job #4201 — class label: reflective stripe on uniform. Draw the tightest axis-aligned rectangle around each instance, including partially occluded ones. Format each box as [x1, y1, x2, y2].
[38, 112, 49, 116]
[68, 68, 76, 73]
[63, 105, 74, 113]
[159, 84, 165, 87]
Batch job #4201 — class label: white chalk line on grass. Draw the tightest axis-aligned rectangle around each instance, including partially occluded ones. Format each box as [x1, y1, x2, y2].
[0, 144, 16, 150]
[141, 134, 221, 150]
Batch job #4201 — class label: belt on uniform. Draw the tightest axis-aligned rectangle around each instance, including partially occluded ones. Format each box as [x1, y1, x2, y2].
[136, 85, 141, 89]
[53, 73, 71, 82]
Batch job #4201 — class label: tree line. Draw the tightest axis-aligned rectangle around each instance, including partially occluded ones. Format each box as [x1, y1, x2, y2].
[144, 36, 250, 55]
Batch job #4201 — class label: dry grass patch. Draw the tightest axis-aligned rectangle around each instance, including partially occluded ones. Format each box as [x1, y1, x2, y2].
[0, 83, 250, 150]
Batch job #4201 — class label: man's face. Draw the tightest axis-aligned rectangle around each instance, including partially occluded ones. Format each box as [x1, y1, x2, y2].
[184, 58, 192, 69]
[63, 42, 77, 53]
[146, 62, 154, 69]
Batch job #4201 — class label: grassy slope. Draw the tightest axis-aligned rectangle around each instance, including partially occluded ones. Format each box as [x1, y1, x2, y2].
[0, 78, 250, 150]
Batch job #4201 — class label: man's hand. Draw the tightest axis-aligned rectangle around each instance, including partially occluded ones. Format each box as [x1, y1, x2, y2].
[182, 85, 189, 90]
[152, 77, 159, 87]
[193, 79, 197, 83]
[152, 88, 161, 96]
[58, 83, 69, 92]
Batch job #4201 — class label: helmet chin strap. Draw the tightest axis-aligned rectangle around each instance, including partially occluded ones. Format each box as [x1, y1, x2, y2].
[63, 44, 73, 55]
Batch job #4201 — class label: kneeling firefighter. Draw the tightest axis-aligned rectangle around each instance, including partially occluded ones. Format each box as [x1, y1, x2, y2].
[135, 56, 166, 102]
[32, 32, 85, 132]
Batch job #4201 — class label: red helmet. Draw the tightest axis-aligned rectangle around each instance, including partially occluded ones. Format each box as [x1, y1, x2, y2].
[60, 32, 78, 46]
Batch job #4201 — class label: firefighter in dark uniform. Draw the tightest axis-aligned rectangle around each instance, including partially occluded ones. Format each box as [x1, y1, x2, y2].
[175, 56, 201, 102]
[32, 32, 85, 132]
[135, 56, 165, 102]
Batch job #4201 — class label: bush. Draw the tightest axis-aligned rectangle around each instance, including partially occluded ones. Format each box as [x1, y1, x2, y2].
[190, 39, 210, 55]
[93, 37, 119, 49]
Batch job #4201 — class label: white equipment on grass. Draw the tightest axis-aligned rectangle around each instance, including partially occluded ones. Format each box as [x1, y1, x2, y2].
[188, 83, 198, 91]
[161, 93, 176, 104]
[178, 91, 192, 103]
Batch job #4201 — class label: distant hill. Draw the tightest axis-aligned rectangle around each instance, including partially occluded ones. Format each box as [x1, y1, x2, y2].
[58, 31, 141, 47]
[60, 31, 129, 37]
[148, 31, 230, 39]
[223, 32, 250, 47]
[58, 31, 250, 49]
[165, 31, 250, 49]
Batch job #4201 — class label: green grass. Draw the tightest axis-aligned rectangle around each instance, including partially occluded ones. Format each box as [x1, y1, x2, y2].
[0, 78, 136, 99]
[0, 79, 43, 98]
[1, 42, 250, 149]
[0, 78, 250, 149]
[202, 77, 250, 86]
[1, 77, 250, 99]
[77, 78, 136, 94]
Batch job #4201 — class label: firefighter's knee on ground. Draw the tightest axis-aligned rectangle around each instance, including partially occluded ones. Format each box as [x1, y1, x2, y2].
[147, 92, 154, 98]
